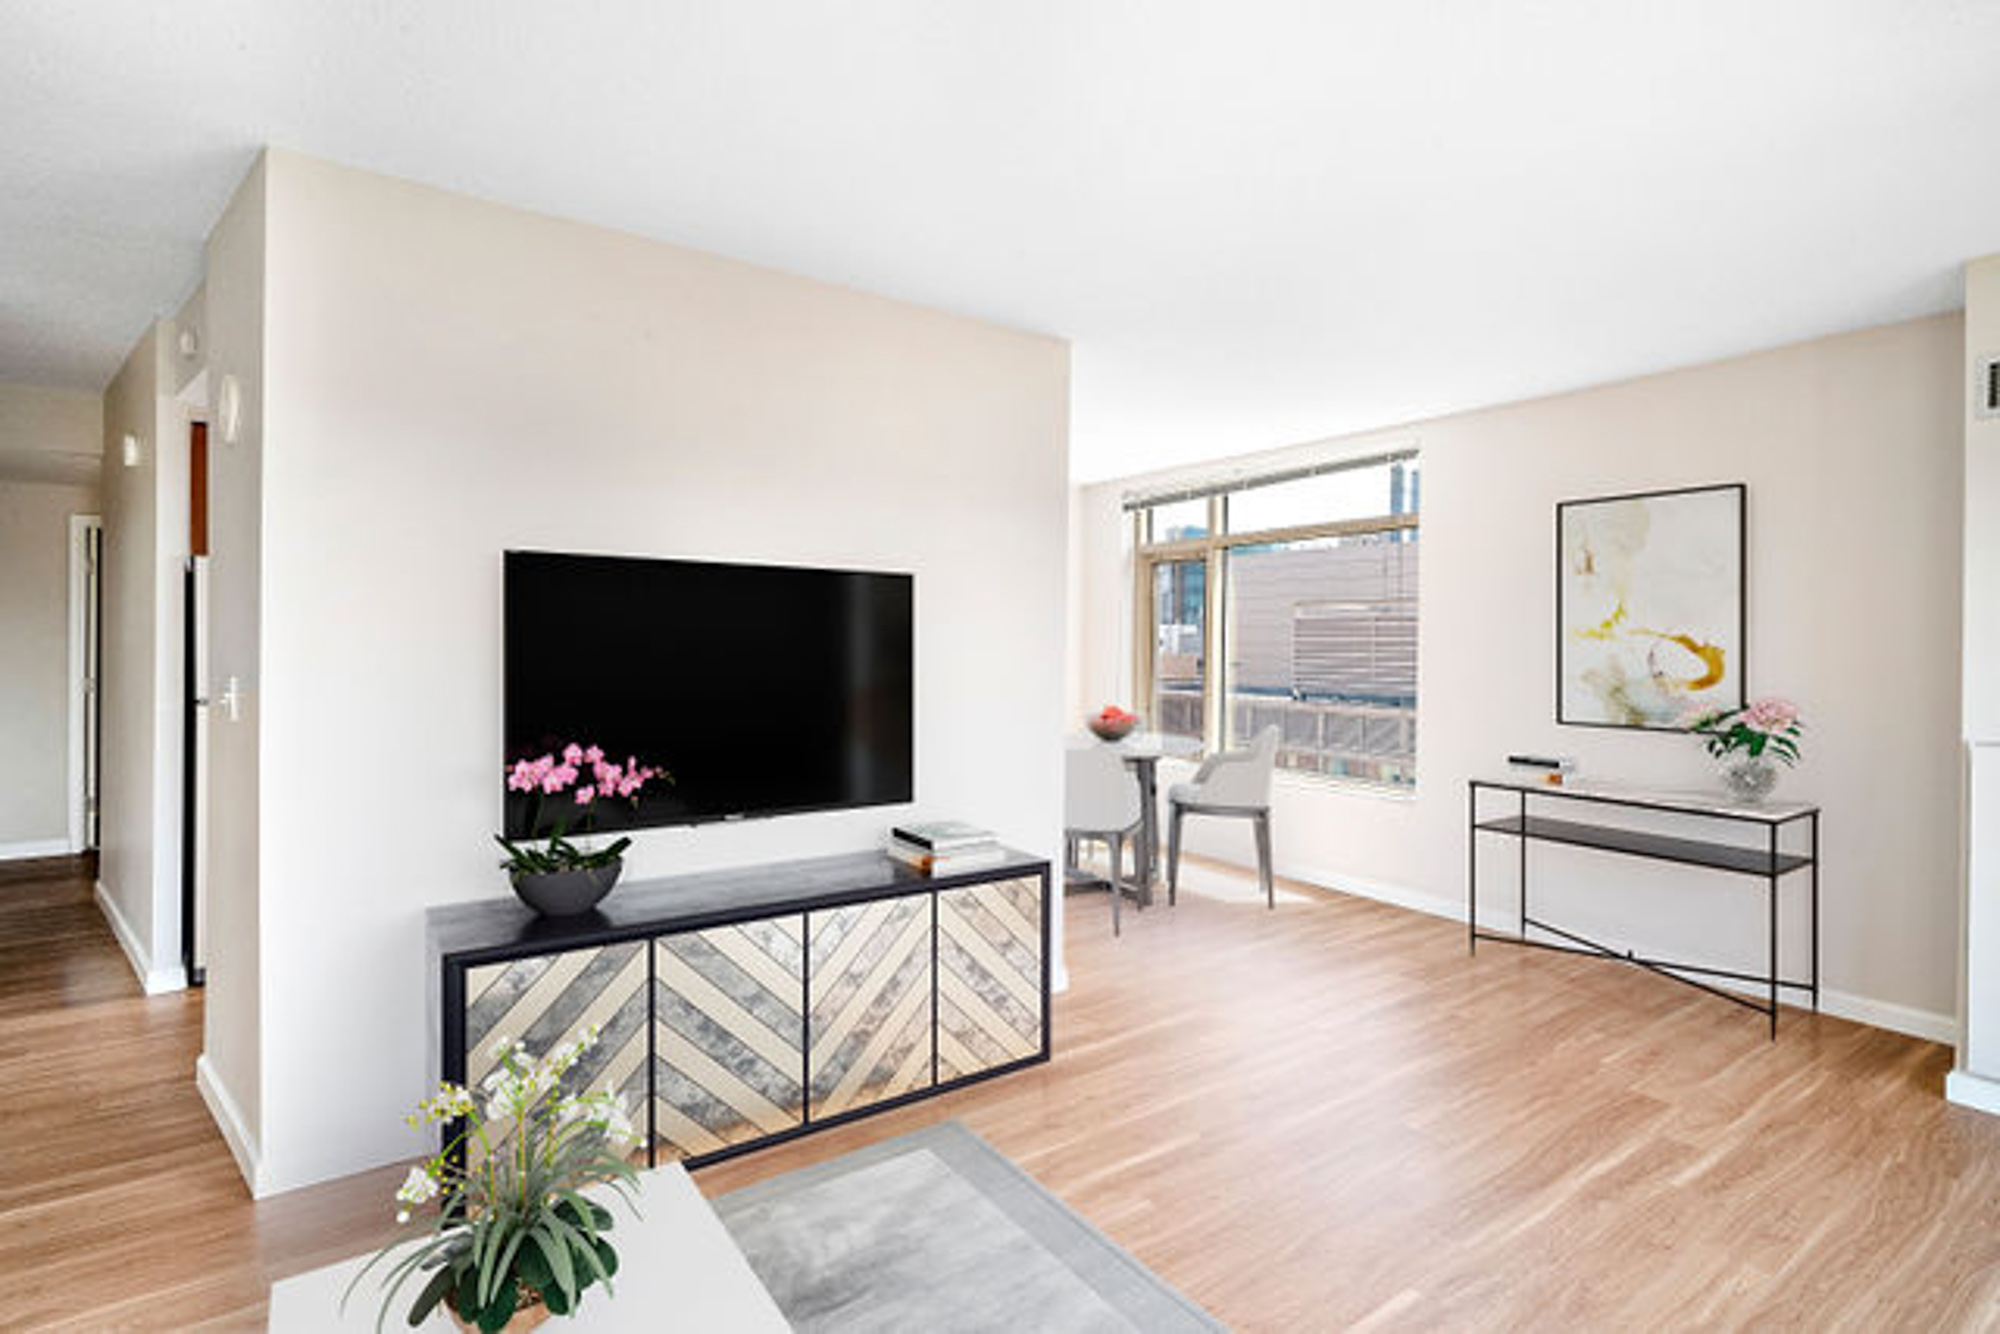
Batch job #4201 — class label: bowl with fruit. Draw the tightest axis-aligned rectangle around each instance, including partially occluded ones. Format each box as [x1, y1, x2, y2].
[1086, 705, 1140, 742]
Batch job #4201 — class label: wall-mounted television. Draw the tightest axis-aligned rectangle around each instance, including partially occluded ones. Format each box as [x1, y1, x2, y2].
[503, 551, 913, 836]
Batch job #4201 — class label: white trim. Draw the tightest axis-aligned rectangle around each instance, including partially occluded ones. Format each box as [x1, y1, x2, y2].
[1946, 1069, 2000, 1117]
[94, 878, 187, 995]
[1820, 989, 1957, 1045]
[1286, 859, 1465, 923]
[67, 513, 100, 854]
[196, 1053, 268, 1196]
[1238, 856, 1959, 1046]
[1272, 769, 1419, 804]
[0, 838, 74, 862]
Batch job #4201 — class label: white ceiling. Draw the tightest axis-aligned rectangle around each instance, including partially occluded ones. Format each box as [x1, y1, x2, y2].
[4, 1, 1998, 481]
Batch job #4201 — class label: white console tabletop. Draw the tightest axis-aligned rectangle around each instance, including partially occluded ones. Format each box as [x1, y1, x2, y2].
[1473, 774, 1819, 823]
[266, 1162, 788, 1332]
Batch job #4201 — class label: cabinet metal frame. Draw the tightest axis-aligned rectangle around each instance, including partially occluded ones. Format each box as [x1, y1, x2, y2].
[437, 855, 1051, 1171]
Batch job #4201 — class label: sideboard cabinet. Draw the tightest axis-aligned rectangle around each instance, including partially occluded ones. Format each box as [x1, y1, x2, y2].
[427, 849, 1050, 1169]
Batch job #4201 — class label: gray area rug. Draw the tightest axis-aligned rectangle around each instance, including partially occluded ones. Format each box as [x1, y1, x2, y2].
[712, 1121, 1225, 1333]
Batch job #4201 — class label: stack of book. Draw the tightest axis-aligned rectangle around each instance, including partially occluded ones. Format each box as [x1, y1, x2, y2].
[887, 820, 1006, 874]
[1506, 752, 1578, 785]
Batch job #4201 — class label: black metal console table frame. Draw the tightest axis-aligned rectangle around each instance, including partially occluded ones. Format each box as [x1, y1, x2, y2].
[1468, 779, 1818, 1037]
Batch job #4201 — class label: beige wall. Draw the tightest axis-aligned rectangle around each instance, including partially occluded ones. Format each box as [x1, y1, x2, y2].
[197, 155, 268, 1184]
[1955, 254, 2000, 1110]
[97, 321, 193, 992]
[0, 383, 100, 854]
[0, 478, 98, 850]
[98, 324, 163, 968]
[1076, 314, 1965, 1037]
[0, 383, 102, 487]
[205, 150, 1068, 1194]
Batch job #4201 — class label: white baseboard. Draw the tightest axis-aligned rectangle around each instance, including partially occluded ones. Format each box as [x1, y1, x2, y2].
[1820, 989, 1957, 1045]
[0, 837, 74, 861]
[1246, 857, 1958, 1047]
[1946, 1069, 2000, 1117]
[1284, 859, 1465, 924]
[196, 1053, 268, 1197]
[94, 879, 187, 995]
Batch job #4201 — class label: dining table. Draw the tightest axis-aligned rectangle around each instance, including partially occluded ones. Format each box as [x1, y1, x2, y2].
[1067, 730, 1179, 908]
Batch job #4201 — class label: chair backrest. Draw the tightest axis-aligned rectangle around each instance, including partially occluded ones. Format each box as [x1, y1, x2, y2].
[1065, 744, 1141, 834]
[1193, 725, 1280, 807]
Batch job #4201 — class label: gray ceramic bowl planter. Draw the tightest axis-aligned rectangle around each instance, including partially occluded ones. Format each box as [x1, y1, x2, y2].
[511, 859, 624, 916]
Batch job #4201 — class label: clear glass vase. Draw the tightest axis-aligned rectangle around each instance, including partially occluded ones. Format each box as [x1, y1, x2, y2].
[1719, 753, 1779, 804]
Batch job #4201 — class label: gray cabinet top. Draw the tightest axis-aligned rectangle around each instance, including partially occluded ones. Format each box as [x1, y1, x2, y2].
[427, 847, 1046, 967]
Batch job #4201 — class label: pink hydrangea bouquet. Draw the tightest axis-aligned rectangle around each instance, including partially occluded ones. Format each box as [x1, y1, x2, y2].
[497, 743, 668, 875]
[1680, 697, 1804, 765]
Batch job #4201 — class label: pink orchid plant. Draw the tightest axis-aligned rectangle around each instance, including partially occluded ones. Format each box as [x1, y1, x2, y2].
[497, 742, 668, 875]
[1680, 697, 1804, 766]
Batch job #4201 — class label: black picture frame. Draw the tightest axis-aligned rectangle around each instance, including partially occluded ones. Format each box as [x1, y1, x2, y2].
[1555, 481, 1746, 730]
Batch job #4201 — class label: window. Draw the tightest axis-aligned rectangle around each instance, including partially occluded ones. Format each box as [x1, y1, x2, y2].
[1130, 453, 1419, 789]
[1149, 559, 1206, 757]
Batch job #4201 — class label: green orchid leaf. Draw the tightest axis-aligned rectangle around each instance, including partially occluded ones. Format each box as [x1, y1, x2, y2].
[554, 1215, 611, 1290]
[372, 1235, 465, 1333]
[530, 1224, 576, 1303]
[477, 1284, 517, 1334]
[408, 1268, 454, 1326]
[478, 1221, 526, 1309]
[454, 1269, 482, 1326]
[517, 1239, 552, 1292]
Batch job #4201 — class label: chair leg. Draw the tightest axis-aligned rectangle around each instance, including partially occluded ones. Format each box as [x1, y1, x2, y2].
[1131, 831, 1145, 913]
[1167, 804, 1183, 907]
[1254, 810, 1273, 910]
[1110, 833, 1123, 937]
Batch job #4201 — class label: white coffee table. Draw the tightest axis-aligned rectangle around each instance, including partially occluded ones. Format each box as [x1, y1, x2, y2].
[266, 1162, 788, 1332]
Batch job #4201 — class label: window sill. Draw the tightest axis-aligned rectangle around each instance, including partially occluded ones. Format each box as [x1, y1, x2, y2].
[1155, 755, 1418, 802]
[1272, 771, 1418, 802]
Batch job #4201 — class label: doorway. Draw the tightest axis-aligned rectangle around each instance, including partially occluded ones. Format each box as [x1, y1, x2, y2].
[67, 515, 102, 853]
[181, 421, 208, 985]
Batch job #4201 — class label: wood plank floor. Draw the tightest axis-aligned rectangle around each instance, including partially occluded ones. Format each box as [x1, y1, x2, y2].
[5, 853, 2000, 1330]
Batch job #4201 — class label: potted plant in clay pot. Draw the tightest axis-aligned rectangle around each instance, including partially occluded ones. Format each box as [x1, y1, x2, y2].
[345, 1027, 641, 1332]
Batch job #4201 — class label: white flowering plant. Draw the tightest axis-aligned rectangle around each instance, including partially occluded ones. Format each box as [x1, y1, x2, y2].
[344, 1027, 641, 1332]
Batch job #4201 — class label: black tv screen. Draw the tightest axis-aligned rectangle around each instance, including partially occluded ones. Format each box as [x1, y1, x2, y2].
[503, 551, 913, 836]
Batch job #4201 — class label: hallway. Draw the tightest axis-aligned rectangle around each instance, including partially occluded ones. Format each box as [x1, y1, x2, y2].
[0, 855, 398, 1330]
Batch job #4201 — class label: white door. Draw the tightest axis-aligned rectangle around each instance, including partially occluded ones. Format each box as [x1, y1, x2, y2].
[187, 555, 211, 979]
[69, 516, 102, 852]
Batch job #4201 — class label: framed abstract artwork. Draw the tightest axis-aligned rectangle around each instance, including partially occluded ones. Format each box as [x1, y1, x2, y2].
[1557, 482, 1745, 729]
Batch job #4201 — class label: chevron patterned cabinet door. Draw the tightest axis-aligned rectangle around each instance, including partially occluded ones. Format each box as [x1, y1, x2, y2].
[462, 941, 650, 1169]
[807, 895, 934, 1120]
[652, 917, 806, 1163]
[937, 875, 1045, 1081]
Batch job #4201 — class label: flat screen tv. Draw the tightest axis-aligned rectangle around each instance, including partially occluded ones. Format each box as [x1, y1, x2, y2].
[503, 551, 913, 836]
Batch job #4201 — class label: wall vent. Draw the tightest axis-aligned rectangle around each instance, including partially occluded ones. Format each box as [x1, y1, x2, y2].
[1982, 354, 2000, 420]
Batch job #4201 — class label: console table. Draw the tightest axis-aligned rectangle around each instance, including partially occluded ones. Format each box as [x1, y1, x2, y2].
[427, 848, 1050, 1170]
[1468, 778, 1818, 1037]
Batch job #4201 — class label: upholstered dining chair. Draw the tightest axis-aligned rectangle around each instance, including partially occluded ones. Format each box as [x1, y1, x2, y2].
[1065, 743, 1144, 936]
[1166, 725, 1281, 909]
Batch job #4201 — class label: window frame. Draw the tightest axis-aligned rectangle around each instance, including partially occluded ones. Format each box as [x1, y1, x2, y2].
[1131, 472, 1419, 785]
